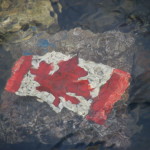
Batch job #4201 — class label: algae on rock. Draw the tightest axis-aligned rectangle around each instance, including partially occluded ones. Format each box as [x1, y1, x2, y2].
[0, 0, 59, 43]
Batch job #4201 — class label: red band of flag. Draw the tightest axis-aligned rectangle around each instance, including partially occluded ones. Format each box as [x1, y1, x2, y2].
[5, 56, 33, 92]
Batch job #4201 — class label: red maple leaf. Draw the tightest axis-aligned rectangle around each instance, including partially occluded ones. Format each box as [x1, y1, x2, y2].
[30, 57, 92, 106]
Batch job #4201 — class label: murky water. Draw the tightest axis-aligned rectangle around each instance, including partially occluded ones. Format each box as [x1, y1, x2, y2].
[0, 0, 150, 150]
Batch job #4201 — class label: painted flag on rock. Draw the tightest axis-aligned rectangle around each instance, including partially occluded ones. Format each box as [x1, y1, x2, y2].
[5, 51, 130, 125]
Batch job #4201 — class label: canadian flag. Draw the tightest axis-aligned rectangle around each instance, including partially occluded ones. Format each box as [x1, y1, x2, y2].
[5, 51, 130, 125]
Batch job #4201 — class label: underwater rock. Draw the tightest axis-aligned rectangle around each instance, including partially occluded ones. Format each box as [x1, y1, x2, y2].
[0, 28, 139, 148]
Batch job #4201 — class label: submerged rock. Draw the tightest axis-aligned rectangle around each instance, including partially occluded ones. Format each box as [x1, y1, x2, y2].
[0, 28, 140, 149]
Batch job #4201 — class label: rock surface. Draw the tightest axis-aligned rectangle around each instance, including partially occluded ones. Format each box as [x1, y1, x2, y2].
[0, 28, 140, 149]
[0, 0, 59, 43]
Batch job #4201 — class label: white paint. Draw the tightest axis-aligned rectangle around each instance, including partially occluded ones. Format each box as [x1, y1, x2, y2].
[78, 58, 113, 98]
[65, 92, 92, 116]
[16, 72, 60, 112]
[16, 51, 114, 116]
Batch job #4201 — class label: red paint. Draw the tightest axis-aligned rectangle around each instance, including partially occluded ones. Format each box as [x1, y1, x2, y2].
[5, 54, 131, 126]
[30, 56, 92, 106]
[5, 56, 32, 92]
[86, 69, 130, 125]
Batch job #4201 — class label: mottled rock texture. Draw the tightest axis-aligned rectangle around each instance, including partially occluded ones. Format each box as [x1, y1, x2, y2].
[0, 0, 59, 43]
[0, 28, 140, 149]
